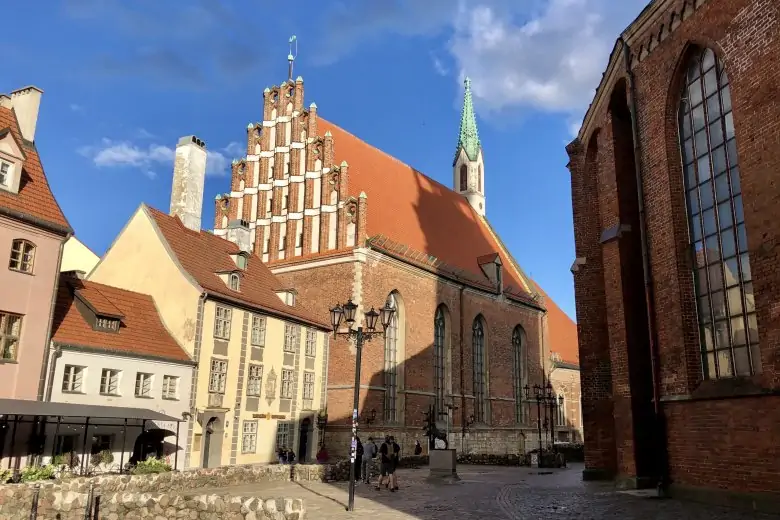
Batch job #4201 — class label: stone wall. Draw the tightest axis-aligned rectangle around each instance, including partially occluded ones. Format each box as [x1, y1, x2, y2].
[1, 488, 304, 520]
[0, 462, 349, 519]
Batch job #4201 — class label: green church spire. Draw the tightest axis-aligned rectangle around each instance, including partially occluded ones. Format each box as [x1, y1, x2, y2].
[454, 77, 481, 165]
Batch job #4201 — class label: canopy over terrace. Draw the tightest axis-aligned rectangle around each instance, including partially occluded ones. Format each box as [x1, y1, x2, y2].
[0, 398, 184, 475]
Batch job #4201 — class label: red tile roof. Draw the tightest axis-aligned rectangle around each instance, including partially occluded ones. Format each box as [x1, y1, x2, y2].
[0, 105, 71, 234]
[317, 118, 579, 365]
[52, 275, 191, 362]
[144, 206, 329, 330]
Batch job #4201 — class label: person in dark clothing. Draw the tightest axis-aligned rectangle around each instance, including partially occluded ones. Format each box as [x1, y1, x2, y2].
[355, 437, 364, 482]
[376, 436, 392, 491]
[414, 440, 422, 456]
[389, 436, 400, 491]
[363, 437, 378, 484]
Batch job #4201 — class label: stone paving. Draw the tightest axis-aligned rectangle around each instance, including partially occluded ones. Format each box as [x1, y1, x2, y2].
[194, 463, 778, 519]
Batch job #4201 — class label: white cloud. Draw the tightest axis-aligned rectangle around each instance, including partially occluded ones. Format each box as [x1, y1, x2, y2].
[319, 0, 649, 133]
[431, 53, 449, 76]
[136, 128, 157, 139]
[78, 138, 242, 178]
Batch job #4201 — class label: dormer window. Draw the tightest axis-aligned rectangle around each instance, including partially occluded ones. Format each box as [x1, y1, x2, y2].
[9, 239, 35, 274]
[0, 128, 26, 194]
[229, 273, 240, 291]
[231, 252, 248, 270]
[95, 317, 120, 332]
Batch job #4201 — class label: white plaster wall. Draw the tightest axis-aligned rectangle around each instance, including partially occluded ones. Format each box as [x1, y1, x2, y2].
[45, 348, 193, 470]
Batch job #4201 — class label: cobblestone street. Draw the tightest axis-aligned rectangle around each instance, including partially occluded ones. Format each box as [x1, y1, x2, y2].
[194, 463, 777, 519]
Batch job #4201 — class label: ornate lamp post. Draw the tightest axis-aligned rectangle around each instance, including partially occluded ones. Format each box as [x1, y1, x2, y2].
[330, 299, 395, 513]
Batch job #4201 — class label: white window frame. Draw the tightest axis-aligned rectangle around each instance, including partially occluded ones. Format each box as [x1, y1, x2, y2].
[0, 160, 11, 186]
[280, 369, 294, 399]
[303, 371, 315, 400]
[250, 315, 266, 346]
[305, 328, 316, 357]
[276, 422, 290, 450]
[100, 368, 120, 395]
[229, 273, 240, 291]
[62, 365, 85, 393]
[214, 305, 232, 339]
[242, 420, 258, 454]
[247, 364, 263, 396]
[135, 372, 153, 397]
[209, 358, 228, 394]
[162, 375, 179, 400]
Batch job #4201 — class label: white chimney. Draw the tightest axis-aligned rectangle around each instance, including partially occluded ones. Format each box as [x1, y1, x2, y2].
[170, 135, 207, 232]
[10, 86, 43, 142]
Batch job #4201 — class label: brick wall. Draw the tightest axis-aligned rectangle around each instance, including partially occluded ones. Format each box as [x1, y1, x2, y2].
[275, 251, 552, 457]
[569, 0, 780, 494]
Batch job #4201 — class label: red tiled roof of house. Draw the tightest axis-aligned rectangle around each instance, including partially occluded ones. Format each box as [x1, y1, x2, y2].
[145, 206, 329, 330]
[0, 106, 71, 233]
[317, 117, 579, 364]
[52, 275, 190, 362]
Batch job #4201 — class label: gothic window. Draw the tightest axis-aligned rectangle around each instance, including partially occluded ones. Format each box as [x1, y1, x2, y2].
[459, 164, 468, 191]
[512, 326, 524, 423]
[678, 47, 757, 379]
[472, 316, 487, 423]
[478, 165, 483, 192]
[384, 292, 400, 423]
[433, 306, 447, 418]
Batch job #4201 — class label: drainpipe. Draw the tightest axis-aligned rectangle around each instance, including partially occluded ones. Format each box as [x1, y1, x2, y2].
[458, 285, 466, 446]
[37, 233, 70, 400]
[43, 343, 62, 403]
[618, 36, 670, 494]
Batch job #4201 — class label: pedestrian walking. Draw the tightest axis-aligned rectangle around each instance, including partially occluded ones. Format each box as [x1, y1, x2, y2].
[363, 437, 378, 484]
[355, 437, 364, 482]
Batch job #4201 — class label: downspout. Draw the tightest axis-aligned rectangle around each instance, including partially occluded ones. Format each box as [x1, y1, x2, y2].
[37, 233, 70, 400]
[43, 343, 62, 402]
[458, 285, 466, 445]
[619, 37, 670, 494]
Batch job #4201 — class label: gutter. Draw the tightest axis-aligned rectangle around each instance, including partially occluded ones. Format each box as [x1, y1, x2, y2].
[618, 37, 670, 494]
[37, 232, 71, 400]
[0, 206, 73, 237]
[204, 291, 330, 331]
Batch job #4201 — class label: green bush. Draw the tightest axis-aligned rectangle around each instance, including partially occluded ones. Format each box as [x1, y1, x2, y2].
[131, 457, 171, 475]
[19, 465, 55, 482]
[0, 469, 11, 484]
[91, 449, 115, 466]
[52, 452, 80, 469]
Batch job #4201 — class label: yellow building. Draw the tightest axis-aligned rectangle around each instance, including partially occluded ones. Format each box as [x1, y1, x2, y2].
[60, 236, 100, 273]
[88, 136, 330, 468]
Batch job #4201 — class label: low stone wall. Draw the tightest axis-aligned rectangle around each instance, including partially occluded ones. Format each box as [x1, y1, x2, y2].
[1, 489, 304, 520]
[0, 461, 349, 518]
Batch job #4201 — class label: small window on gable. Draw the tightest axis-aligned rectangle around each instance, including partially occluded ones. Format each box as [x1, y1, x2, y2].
[229, 273, 240, 291]
[9, 239, 35, 274]
[233, 253, 248, 270]
[94, 317, 120, 332]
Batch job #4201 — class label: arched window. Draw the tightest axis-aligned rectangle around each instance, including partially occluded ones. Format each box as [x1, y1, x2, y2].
[433, 306, 446, 417]
[678, 47, 757, 379]
[512, 326, 524, 423]
[384, 293, 399, 422]
[557, 394, 566, 426]
[229, 273, 240, 291]
[478, 165, 483, 192]
[459, 164, 468, 191]
[472, 316, 487, 423]
[9, 239, 35, 274]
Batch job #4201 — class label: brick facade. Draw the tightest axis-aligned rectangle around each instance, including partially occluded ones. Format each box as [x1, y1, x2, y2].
[569, 0, 780, 498]
[213, 73, 580, 459]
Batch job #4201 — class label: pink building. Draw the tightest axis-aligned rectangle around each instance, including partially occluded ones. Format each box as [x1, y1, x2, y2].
[0, 86, 72, 399]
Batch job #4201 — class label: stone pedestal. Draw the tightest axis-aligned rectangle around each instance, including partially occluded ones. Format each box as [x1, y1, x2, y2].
[427, 449, 460, 483]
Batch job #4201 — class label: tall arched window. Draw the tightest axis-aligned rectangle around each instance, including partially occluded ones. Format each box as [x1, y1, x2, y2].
[472, 317, 487, 423]
[384, 293, 399, 422]
[459, 164, 468, 191]
[511, 326, 524, 423]
[678, 47, 757, 379]
[433, 306, 446, 417]
[478, 165, 483, 192]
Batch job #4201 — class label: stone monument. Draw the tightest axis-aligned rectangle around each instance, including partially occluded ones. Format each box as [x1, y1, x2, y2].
[423, 404, 460, 483]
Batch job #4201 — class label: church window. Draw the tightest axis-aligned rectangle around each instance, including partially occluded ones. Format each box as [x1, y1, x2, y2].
[678, 47, 757, 379]
[459, 164, 467, 191]
[433, 306, 447, 418]
[384, 292, 400, 423]
[472, 316, 487, 423]
[512, 326, 524, 423]
[478, 165, 483, 192]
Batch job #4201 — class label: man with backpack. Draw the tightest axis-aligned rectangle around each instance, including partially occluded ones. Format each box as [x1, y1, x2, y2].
[363, 437, 377, 484]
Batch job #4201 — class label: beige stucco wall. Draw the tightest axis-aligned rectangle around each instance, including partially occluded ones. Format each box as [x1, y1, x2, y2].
[190, 300, 327, 466]
[45, 347, 193, 470]
[550, 365, 583, 443]
[87, 207, 202, 358]
[60, 236, 99, 274]
[0, 215, 64, 399]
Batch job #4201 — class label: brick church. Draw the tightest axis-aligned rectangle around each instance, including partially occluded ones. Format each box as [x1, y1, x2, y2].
[212, 69, 579, 456]
[568, 0, 780, 507]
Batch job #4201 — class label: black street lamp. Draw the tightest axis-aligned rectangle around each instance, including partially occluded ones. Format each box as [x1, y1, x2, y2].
[330, 299, 395, 513]
[525, 383, 544, 468]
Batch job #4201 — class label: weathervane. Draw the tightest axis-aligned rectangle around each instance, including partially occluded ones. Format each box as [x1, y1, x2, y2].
[288, 35, 298, 81]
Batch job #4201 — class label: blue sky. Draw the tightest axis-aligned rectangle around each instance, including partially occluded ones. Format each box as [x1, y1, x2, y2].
[3, 0, 649, 320]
